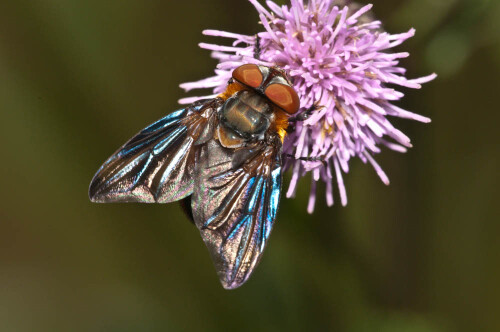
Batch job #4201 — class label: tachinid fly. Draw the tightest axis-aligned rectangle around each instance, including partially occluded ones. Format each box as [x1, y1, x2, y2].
[89, 64, 302, 289]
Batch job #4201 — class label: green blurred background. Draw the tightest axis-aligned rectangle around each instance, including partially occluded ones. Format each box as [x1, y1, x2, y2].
[0, 0, 498, 331]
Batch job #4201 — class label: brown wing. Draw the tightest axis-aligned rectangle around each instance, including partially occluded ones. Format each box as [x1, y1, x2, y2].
[89, 99, 220, 203]
[191, 135, 283, 289]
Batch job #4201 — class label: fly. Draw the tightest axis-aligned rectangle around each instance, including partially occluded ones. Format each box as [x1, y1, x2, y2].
[89, 64, 303, 289]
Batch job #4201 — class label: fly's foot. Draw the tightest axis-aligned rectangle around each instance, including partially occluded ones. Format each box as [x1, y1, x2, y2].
[289, 102, 324, 123]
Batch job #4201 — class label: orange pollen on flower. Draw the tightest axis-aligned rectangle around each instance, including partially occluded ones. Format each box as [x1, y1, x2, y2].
[321, 121, 335, 140]
[334, 98, 349, 120]
[365, 71, 377, 79]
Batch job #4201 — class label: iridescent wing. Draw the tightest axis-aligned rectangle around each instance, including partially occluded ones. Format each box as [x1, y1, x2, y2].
[192, 135, 283, 289]
[89, 100, 220, 203]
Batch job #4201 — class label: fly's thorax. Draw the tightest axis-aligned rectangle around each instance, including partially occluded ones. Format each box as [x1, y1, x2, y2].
[220, 90, 274, 139]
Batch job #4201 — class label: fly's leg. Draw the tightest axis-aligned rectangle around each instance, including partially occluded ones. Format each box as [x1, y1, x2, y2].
[254, 34, 261, 60]
[289, 102, 324, 123]
[286, 103, 324, 134]
[284, 154, 328, 167]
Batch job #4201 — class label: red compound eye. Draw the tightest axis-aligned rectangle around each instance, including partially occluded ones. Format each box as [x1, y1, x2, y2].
[264, 83, 300, 114]
[232, 64, 263, 88]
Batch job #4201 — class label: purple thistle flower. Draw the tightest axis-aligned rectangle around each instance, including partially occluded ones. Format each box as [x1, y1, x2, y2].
[180, 0, 436, 213]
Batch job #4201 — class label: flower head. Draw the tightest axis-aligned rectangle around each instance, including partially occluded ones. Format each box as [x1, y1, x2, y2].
[180, 0, 436, 213]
